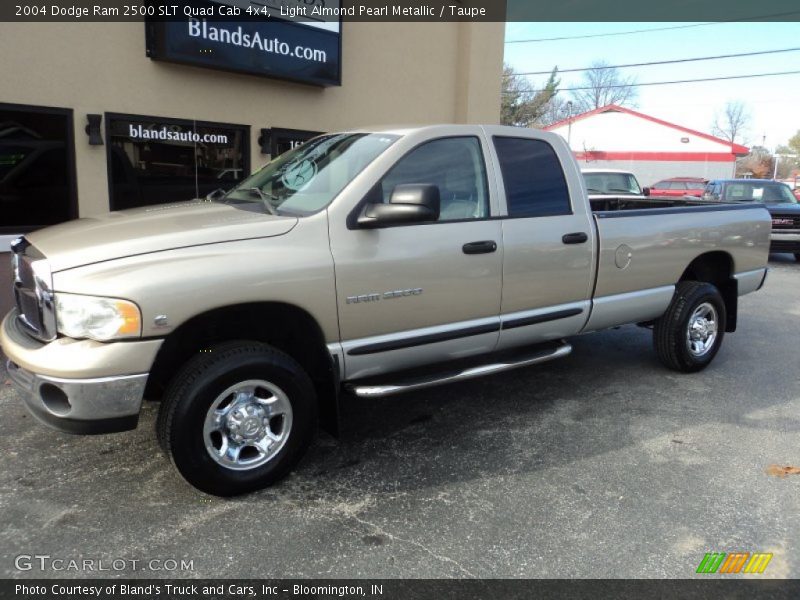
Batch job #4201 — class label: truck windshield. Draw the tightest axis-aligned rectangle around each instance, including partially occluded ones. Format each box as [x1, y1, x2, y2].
[222, 133, 399, 214]
[583, 172, 642, 195]
[723, 182, 797, 204]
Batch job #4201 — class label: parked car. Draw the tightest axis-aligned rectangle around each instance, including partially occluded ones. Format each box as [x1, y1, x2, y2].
[649, 177, 707, 198]
[2, 125, 771, 495]
[703, 179, 800, 261]
[581, 168, 645, 198]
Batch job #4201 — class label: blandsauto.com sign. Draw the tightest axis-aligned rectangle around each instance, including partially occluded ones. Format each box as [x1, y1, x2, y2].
[146, 0, 342, 86]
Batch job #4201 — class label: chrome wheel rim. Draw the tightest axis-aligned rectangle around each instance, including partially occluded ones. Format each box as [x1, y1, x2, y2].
[203, 379, 293, 471]
[686, 302, 718, 357]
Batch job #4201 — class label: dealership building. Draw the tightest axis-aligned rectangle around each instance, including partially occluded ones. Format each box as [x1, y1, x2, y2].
[545, 104, 750, 186]
[0, 12, 503, 313]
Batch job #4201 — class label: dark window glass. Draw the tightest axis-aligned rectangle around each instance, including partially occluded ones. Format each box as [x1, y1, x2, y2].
[0, 105, 75, 231]
[493, 137, 570, 217]
[108, 115, 249, 211]
[378, 137, 489, 221]
[686, 181, 706, 190]
[654, 181, 669, 189]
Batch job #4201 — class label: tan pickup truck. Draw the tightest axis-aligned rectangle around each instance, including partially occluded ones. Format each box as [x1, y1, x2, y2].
[2, 125, 771, 495]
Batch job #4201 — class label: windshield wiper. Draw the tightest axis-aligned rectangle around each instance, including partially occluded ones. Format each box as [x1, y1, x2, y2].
[249, 187, 279, 216]
[205, 188, 227, 201]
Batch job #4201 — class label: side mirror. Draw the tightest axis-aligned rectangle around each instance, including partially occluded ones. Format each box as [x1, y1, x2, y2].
[357, 184, 440, 228]
[642, 187, 650, 197]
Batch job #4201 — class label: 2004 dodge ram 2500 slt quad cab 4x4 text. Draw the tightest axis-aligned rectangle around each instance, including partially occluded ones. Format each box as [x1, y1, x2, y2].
[2, 125, 771, 495]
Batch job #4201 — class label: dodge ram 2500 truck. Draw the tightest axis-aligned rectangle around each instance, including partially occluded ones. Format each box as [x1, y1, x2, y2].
[2, 125, 771, 496]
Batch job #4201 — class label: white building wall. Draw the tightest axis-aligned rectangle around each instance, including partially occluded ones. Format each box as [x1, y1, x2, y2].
[576, 159, 735, 187]
[549, 111, 733, 154]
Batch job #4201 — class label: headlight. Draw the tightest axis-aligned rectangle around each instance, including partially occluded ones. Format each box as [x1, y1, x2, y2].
[54, 293, 141, 341]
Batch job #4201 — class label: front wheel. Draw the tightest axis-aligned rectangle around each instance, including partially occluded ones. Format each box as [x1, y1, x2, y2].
[157, 341, 317, 496]
[653, 281, 726, 373]
[794, 253, 800, 262]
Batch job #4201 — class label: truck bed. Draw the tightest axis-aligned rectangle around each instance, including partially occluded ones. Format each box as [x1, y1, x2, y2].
[589, 196, 740, 213]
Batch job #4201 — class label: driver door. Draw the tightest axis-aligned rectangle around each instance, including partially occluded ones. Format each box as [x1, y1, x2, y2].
[328, 133, 503, 380]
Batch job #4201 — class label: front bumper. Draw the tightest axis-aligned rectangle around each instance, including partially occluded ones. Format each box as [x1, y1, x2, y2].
[770, 231, 800, 253]
[5, 360, 146, 434]
[1, 310, 162, 435]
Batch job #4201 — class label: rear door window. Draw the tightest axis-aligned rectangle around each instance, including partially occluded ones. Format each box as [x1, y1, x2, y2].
[492, 137, 571, 217]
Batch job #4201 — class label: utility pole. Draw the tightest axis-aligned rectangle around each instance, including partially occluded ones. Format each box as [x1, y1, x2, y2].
[566, 101, 573, 147]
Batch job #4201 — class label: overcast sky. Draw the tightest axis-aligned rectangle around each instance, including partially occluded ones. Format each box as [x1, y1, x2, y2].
[504, 22, 800, 150]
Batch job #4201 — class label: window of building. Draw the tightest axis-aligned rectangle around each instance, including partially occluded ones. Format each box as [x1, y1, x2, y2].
[376, 137, 489, 221]
[0, 103, 77, 233]
[106, 114, 250, 211]
[270, 128, 323, 157]
[493, 137, 571, 217]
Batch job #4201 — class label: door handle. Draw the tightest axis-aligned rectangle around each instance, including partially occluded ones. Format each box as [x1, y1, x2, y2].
[462, 240, 498, 255]
[562, 232, 588, 245]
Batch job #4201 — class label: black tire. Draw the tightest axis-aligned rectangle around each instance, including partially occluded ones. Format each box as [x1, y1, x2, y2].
[653, 281, 726, 373]
[156, 341, 317, 496]
[794, 253, 800, 262]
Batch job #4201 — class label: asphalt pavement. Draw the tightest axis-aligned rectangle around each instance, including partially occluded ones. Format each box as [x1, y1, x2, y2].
[1, 255, 798, 579]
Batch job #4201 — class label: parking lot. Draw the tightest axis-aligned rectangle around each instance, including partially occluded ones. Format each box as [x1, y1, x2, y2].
[1, 255, 798, 579]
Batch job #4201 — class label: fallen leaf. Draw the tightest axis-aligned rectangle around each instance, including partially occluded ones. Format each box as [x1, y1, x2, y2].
[766, 464, 800, 478]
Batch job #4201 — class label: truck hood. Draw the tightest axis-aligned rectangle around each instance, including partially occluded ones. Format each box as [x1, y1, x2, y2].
[765, 203, 800, 214]
[26, 201, 298, 272]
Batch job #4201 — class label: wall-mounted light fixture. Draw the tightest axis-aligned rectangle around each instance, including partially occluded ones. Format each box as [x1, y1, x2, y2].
[257, 128, 271, 154]
[85, 114, 104, 145]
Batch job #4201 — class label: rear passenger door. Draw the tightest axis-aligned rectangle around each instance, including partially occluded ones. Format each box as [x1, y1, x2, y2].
[483, 129, 595, 351]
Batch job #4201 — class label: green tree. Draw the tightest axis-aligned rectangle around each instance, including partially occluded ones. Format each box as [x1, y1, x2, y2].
[501, 64, 560, 128]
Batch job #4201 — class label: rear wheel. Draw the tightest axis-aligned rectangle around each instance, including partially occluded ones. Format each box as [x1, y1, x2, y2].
[653, 281, 726, 373]
[156, 341, 317, 496]
[794, 253, 800, 262]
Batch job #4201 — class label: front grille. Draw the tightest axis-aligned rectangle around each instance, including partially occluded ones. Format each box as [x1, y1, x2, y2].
[771, 214, 800, 229]
[11, 237, 56, 342]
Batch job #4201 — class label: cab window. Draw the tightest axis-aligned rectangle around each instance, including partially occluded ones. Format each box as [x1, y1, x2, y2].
[377, 137, 489, 221]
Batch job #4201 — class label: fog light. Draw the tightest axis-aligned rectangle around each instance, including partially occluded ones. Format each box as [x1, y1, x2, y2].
[40, 383, 71, 416]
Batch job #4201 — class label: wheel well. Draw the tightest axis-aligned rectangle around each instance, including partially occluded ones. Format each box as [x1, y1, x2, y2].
[679, 251, 738, 332]
[144, 303, 340, 435]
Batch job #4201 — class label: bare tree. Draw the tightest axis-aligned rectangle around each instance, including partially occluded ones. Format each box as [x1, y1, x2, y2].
[712, 101, 750, 144]
[571, 61, 638, 112]
[501, 64, 560, 128]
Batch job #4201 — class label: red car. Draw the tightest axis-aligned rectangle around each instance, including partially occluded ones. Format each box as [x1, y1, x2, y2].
[649, 177, 707, 198]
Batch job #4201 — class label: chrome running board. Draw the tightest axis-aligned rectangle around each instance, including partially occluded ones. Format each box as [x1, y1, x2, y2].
[346, 341, 572, 398]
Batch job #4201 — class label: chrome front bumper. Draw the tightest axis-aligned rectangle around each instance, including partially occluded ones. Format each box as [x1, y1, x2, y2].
[5, 359, 147, 434]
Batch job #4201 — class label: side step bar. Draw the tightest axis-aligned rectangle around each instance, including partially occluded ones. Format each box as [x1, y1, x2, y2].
[346, 341, 572, 398]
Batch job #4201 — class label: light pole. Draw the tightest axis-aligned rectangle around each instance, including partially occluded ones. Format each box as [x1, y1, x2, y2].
[566, 101, 573, 147]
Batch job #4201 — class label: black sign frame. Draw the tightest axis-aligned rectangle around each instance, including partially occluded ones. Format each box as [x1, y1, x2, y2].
[145, 8, 343, 87]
